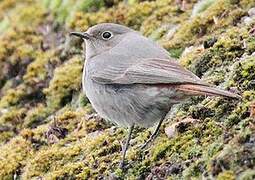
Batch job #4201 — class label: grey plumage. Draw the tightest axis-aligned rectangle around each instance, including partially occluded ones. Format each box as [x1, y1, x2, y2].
[76, 23, 240, 128]
[70, 23, 241, 167]
[85, 55, 188, 127]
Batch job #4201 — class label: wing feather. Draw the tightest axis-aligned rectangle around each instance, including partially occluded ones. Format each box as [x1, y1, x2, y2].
[91, 58, 206, 85]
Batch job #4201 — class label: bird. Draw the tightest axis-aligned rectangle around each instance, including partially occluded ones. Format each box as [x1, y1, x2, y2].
[70, 23, 241, 168]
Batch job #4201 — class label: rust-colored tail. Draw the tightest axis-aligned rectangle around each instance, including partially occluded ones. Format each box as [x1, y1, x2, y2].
[176, 84, 241, 99]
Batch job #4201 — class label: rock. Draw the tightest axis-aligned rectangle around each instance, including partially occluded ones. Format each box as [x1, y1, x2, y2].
[165, 118, 199, 138]
[165, 123, 176, 138]
[87, 130, 103, 139]
[191, 0, 215, 17]
[248, 8, 255, 17]
[149, 24, 173, 40]
[203, 37, 217, 48]
[181, 45, 204, 58]
[249, 26, 255, 35]
[244, 17, 254, 25]
[250, 103, 255, 119]
[0, 108, 8, 114]
[176, 0, 189, 11]
[45, 121, 68, 144]
[166, 25, 179, 40]
[146, 163, 183, 179]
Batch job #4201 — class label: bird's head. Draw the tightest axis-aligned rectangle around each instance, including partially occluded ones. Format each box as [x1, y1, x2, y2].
[70, 23, 134, 59]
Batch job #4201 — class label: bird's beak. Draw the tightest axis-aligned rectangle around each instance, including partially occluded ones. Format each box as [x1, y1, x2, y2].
[70, 32, 91, 40]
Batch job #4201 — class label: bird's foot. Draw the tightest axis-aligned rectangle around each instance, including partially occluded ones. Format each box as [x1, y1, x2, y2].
[119, 160, 126, 169]
[119, 125, 134, 169]
[139, 118, 164, 150]
[138, 133, 157, 150]
[119, 159, 132, 170]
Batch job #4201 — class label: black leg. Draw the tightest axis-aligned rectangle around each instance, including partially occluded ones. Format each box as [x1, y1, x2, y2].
[119, 124, 134, 169]
[140, 118, 164, 149]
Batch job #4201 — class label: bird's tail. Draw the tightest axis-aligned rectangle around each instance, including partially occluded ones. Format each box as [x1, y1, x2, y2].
[176, 84, 242, 99]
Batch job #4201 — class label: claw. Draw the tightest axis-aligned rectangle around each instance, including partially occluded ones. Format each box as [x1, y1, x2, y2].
[138, 118, 164, 150]
[138, 134, 156, 150]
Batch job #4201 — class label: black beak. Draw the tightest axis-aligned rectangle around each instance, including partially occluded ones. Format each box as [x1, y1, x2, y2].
[70, 32, 91, 40]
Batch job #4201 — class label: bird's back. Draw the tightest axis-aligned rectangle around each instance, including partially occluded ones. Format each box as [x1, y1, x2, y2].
[109, 32, 170, 60]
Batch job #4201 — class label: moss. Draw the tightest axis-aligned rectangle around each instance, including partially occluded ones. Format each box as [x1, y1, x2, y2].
[231, 57, 255, 91]
[163, 0, 251, 49]
[23, 104, 51, 128]
[0, 107, 27, 126]
[192, 0, 216, 17]
[0, 16, 10, 33]
[12, 4, 46, 27]
[168, 48, 184, 59]
[182, 160, 206, 178]
[68, 1, 157, 31]
[217, 170, 235, 180]
[22, 143, 83, 178]
[44, 56, 83, 109]
[0, 107, 27, 142]
[0, 27, 42, 89]
[0, 0, 255, 179]
[238, 169, 255, 180]
[44, 0, 122, 24]
[207, 131, 255, 177]
[21, 126, 123, 179]
[23, 50, 57, 86]
[141, 1, 192, 36]
[0, 85, 27, 108]
[0, 137, 34, 179]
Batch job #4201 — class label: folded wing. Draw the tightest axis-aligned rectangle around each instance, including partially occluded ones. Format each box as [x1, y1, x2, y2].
[91, 58, 206, 85]
[90, 57, 241, 99]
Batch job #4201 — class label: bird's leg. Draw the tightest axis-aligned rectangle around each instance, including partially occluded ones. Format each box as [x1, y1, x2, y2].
[119, 124, 134, 169]
[140, 118, 164, 149]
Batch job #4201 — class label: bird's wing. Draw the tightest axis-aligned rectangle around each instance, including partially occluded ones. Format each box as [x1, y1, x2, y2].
[91, 58, 206, 85]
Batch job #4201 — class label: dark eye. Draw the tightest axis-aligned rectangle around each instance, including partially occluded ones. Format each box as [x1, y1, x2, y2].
[102, 31, 113, 40]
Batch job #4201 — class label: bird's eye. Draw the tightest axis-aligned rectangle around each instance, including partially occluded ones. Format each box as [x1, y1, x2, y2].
[102, 31, 113, 40]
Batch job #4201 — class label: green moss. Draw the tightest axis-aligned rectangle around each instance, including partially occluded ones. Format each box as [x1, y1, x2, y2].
[0, 107, 27, 142]
[231, 57, 255, 91]
[0, 0, 255, 179]
[12, 4, 46, 27]
[44, 0, 122, 24]
[217, 170, 235, 180]
[0, 27, 42, 87]
[169, 48, 184, 59]
[23, 50, 57, 85]
[20, 126, 123, 179]
[0, 16, 10, 33]
[183, 160, 206, 178]
[164, 0, 249, 49]
[239, 169, 255, 180]
[192, 0, 216, 17]
[68, 1, 157, 31]
[0, 85, 27, 108]
[23, 104, 51, 128]
[0, 137, 34, 179]
[22, 144, 83, 178]
[44, 56, 83, 109]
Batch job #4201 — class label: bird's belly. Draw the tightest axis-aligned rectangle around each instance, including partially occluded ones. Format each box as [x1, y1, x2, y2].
[84, 79, 185, 128]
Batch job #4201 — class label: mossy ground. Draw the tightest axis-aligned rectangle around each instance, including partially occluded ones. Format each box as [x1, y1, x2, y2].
[0, 0, 255, 179]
